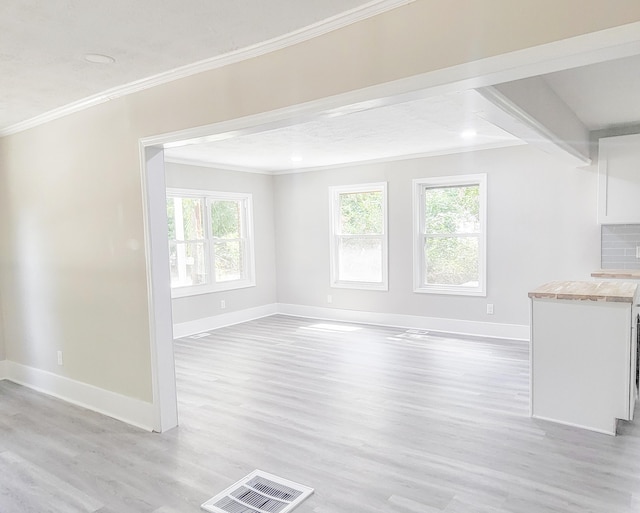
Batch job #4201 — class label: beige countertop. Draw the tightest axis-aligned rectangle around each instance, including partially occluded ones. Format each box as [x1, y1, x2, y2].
[591, 269, 640, 279]
[528, 280, 638, 303]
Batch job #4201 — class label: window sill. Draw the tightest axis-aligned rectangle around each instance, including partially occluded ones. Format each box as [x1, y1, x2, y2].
[171, 280, 256, 298]
[414, 286, 486, 297]
[331, 281, 388, 291]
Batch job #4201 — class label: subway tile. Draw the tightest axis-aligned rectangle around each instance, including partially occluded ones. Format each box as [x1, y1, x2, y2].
[602, 233, 623, 242]
[602, 224, 640, 267]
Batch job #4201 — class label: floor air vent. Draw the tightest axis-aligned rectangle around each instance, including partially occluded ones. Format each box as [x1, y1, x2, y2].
[201, 470, 313, 513]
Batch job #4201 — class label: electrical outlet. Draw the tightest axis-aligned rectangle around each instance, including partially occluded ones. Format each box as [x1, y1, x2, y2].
[57, 350, 63, 366]
[220, 299, 226, 309]
[327, 295, 333, 304]
[636, 246, 640, 259]
[486, 304, 494, 315]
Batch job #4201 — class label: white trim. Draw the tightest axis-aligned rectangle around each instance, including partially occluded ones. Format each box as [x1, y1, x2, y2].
[164, 157, 274, 175]
[3, 361, 155, 431]
[412, 173, 487, 297]
[172, 304, 279, 339]
[269, 141, 526, 176]
[0, 360, 7, 380]
[0, 0, 413, 137]
[166, 141, 525, 176]
[329, 182, 389, 291]
[276, 303, 529, 341]
[167, 187, 253, 199]
[166, 188, 256, 296]
[140, 146, 179, 433]
[531, 414, 616, 436]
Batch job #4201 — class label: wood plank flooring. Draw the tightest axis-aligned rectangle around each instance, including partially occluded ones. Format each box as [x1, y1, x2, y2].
[2, 314, 640, 512]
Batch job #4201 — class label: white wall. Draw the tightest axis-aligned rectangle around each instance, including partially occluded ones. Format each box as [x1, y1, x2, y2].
[164, 163, 277, 325]
[274, 145, 600, 327]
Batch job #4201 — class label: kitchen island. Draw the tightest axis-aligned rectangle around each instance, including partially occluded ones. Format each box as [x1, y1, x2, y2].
[529, 280, 639, 435]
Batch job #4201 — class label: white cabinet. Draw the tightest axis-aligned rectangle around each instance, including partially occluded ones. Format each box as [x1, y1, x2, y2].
[529, 283, 639, 435]
[598, 133, 640, 224]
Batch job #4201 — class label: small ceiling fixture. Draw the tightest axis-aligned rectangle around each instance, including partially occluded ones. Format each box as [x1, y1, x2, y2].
[290, 155, 303, 163]
[460, 128, 477, 139]
[83, 53, 116, 64]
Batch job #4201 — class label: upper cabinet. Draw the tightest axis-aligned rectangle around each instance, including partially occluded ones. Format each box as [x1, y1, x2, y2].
[598, 133, 640, 224]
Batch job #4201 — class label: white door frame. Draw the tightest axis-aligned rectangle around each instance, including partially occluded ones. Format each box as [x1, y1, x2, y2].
[138, 23, 640, 432]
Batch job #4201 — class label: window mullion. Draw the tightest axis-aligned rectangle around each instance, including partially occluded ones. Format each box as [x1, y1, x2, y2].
[424, 232, 481, 238]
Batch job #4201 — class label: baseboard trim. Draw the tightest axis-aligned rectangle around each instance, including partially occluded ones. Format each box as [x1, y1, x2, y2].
[0, 359, 7, 380]
[532, 414, 616, 436]
[172, 303, 279, 338]
[276, 303, 529, 341]
[4, 361, 154, 431]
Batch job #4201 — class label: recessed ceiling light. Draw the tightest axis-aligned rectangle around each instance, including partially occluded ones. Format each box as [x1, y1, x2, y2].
[83, 53, 116, 64]
[290, 155, 303, 163]
[460, 129, 477, 139]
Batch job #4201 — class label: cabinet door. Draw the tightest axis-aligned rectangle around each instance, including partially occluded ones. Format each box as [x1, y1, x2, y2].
[598, 133, 640, 224]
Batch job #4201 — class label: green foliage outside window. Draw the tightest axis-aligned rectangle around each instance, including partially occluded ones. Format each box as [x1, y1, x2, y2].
[424, 185, 479, 234]
[339, 191, 383, 234]
[424, 185, 480, 287]
[211, 200, 243, 281]
[211, 200, 240, 239]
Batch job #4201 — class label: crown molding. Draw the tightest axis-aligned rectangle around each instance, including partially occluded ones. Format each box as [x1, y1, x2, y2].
[164, 139, 525, 176]
[269, 140, 526, 175]
[163, 156, 273, 175]
[0, 0, 414, 138]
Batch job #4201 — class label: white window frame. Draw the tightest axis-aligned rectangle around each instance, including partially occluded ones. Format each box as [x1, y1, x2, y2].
[167, 188, 256, 298]
[329, 182, 388, 291]
[413, 174, 487, 296]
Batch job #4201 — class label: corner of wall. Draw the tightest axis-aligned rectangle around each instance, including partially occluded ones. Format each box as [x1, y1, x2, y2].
[172, 303, 278, 338]
[2, 361, 154, 431]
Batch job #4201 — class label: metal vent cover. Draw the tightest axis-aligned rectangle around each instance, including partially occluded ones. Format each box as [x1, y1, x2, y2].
[201, 470, 313, 513]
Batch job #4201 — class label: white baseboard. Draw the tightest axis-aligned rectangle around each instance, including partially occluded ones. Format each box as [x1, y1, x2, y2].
[0, 359, 7, 380]
[172, 303, 279, 338]
[532, 414, 616, 436]
[3, 361, 155, 431]
[276, 303, 530, 341]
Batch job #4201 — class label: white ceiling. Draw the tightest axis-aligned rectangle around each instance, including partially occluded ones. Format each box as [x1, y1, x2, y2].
[3, 2, 640, 170]
[164, 90, 523, 172]
[0, 0, 392, 130]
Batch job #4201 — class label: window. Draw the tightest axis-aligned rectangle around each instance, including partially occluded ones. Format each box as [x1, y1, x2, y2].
[166, 189, 255, 296]
[413, 174, 486, 296]
[329, 182, 388, 290]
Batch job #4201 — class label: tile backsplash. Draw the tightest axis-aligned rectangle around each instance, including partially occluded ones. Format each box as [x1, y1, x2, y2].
[601, 224, 640, 269]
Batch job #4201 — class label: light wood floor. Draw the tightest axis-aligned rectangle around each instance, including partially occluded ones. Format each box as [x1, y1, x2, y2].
[2, 315, 640, 512]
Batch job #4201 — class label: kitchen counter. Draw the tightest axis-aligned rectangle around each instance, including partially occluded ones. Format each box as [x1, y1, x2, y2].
[528, 280, 637, 303]
[591, 269, 640, 279]
[529, 280, 639, 435]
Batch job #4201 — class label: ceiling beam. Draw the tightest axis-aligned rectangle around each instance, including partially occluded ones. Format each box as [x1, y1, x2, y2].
[475, 78, 591, 166]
